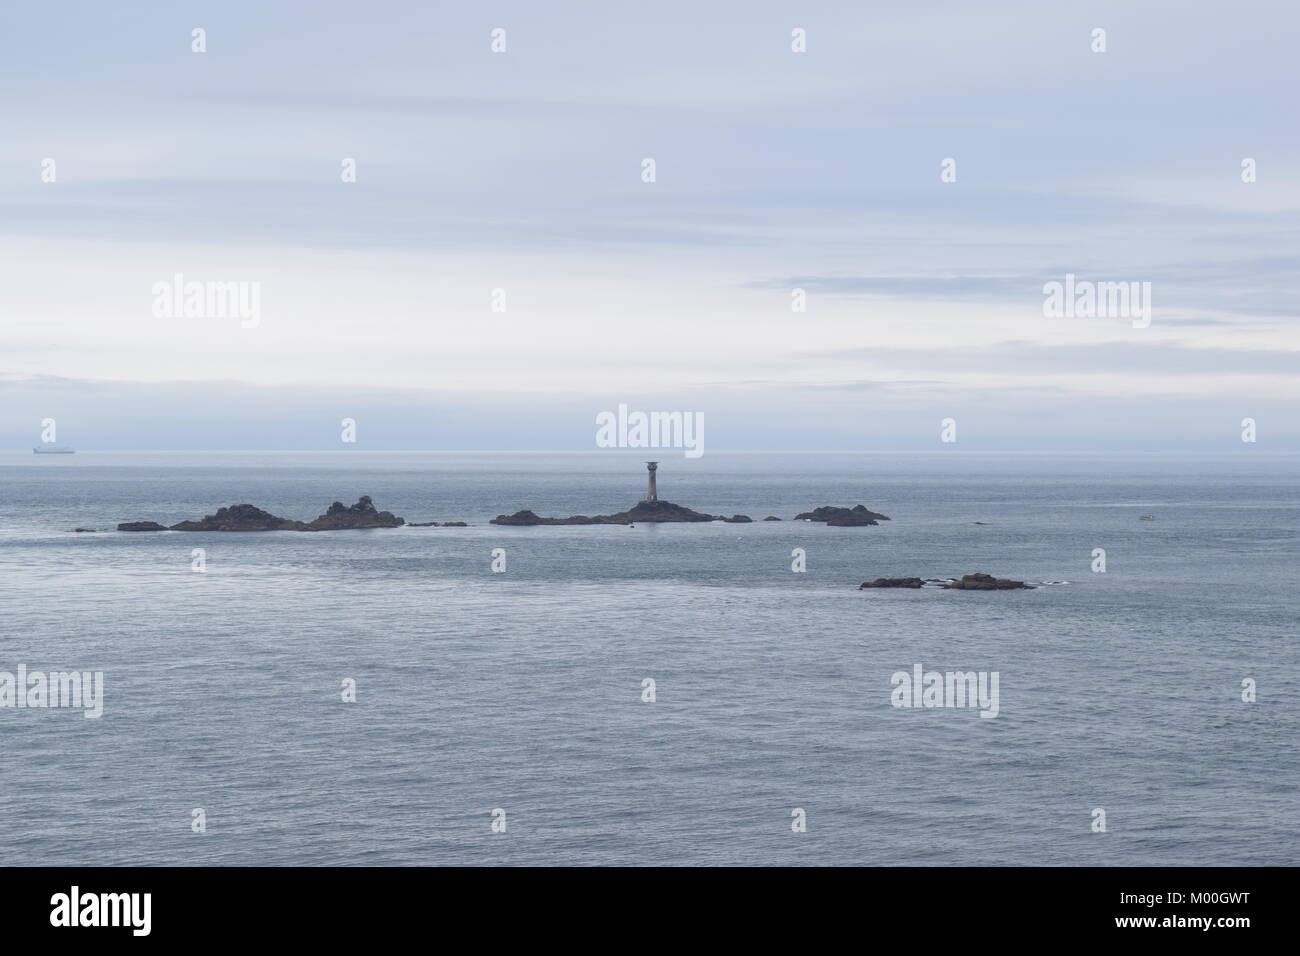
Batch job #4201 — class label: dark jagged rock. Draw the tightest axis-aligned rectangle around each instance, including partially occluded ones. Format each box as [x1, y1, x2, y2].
[73, 527, 97, 533]
[940, 573, 1034, 590]
[858, 573, 1034, 591]
[614, 499, 717, 523]
[409, 520, 469, 527]
[763, 516, 782, 521]
[303, 495, 404, 530]
[722, 514, 752, 523]
[170, 504, 304, 532]
[120, 496, 404, 532]
[490, 509, 628, 526]
[795, 504, 890, 526]
[490, 509, 543, 525]
[490, 498, 719, 525]
[828, 514, 879, 527]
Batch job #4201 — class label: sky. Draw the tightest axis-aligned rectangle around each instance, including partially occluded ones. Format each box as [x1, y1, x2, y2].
[1, 0, 1297, 450]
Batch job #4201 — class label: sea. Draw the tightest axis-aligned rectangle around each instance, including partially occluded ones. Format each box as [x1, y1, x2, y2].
[0, 451, 1296, 866]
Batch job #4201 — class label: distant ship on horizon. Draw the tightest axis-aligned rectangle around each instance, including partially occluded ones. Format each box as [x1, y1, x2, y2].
[33, 445, 75, 454]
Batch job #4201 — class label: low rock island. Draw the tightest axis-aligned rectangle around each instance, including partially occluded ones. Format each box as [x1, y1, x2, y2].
[491, 464, 889, 527]
[169, 503, 303, 532]
[118, 496, 405, 532]
[492, 465, 739, 525]
[795, 505, 891, 526]
[941, 572, 1033, 590]
[859, 572, 1034, 591]
[111, 466, 898, 534]
[490, 499, 722, 525]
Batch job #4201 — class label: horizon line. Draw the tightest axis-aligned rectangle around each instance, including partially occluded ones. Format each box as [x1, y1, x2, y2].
[4, 449, 1296, 457]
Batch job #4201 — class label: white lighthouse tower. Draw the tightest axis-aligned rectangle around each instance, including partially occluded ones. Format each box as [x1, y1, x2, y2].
[644, 461, 659, 501]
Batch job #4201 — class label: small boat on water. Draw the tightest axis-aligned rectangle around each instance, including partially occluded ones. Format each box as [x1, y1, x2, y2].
[33, 445, 75, 454]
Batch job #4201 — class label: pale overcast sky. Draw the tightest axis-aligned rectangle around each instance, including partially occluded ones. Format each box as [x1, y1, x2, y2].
[1, 0, 1297, 449]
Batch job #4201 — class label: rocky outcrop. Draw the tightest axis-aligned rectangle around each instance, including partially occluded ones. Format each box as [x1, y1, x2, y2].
[409, 521, 468, 527]
[118, 496, 404, 532]
[858, 573, 1035, 591]
[490, 498, 721, 525]
[169, 504, 304, 532]
[616, 500, 718, 522]
[489, 510, 544, 526]
[828, 513, 882, 527]
[795, 505, 890, 526]
[490, 509, 627, 526]
[303, 496, 404, 530]
[940, 573, 1033, 590]
[488, 498, 898, 527]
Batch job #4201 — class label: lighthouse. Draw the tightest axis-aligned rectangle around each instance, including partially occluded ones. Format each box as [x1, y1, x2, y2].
[644, 461, 659, 501]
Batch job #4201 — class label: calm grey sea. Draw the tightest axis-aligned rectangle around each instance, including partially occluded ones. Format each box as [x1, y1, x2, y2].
[0, 451, 1296, 866]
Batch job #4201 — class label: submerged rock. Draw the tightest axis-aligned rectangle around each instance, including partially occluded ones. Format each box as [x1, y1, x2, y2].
[795, 505, 890, 526]
[117, 521, 169, 532]
[763, 516, 782, 521]
[859, 577, 924, 589]
[409, 520, 468, 527]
